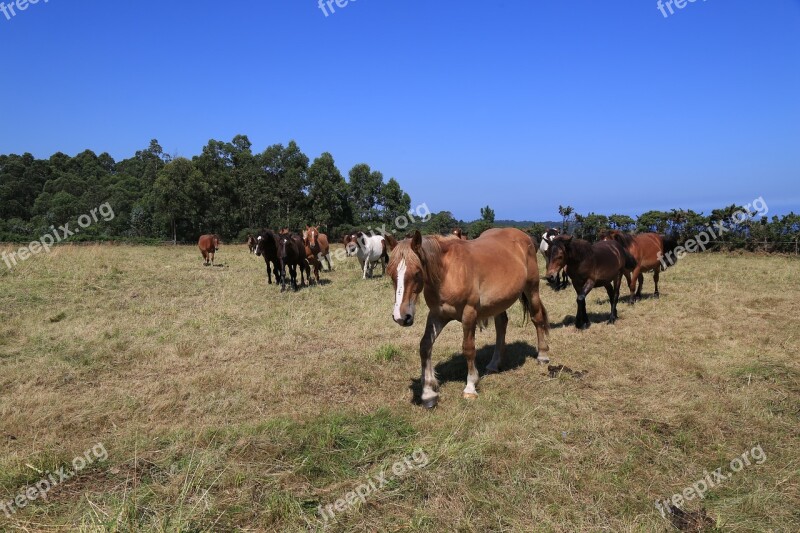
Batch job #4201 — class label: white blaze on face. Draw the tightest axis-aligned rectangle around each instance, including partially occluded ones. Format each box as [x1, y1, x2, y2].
[393, 259, 407, 321]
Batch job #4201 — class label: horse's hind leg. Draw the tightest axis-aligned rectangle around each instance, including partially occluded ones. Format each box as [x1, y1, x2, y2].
[419, 315, 445, 409]
[526, 289, 551, 363]
[604, 282, 618, 324]
[653, 270, 660, 298]
[486, 311, 508, 374]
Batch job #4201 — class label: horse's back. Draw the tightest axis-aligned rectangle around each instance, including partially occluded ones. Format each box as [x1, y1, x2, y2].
[452, 228, 538, 295]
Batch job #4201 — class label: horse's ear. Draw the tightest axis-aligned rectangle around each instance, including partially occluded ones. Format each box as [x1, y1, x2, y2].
[411, 230, 422, 254]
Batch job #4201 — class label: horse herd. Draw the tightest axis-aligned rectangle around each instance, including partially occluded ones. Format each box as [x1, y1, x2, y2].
[199, 225, 679, 408]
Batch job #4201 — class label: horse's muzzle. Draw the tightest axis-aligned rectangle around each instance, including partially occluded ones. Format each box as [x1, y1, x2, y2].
[393, 314, 414, 327]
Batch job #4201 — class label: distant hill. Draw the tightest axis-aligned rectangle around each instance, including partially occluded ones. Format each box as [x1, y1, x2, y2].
[494, 220, 563, 229]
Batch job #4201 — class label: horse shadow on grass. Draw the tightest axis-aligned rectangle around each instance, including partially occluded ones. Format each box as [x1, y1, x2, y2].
[408, 341, 539, 405]
[549, 312, 613, 330]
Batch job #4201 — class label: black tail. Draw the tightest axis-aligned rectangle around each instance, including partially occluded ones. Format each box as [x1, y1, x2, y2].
[660, 236, 680, 270]
[622, 248, 637, 270]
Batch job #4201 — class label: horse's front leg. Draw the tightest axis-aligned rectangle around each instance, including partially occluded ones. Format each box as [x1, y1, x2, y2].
[419, 315, 445, 409]
[576, 280, 595, 329]
[486, 311, 508, 374]
[461, 310, 479, 399]
[629, 266, 642, 303]
[361, 258, 368, 280]
[267, 262, 273, 284]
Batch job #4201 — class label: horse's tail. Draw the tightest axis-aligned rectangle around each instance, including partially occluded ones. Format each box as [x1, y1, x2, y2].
[519, 292, 550, 334]
[660, 235, 680, 270]
[622, 247, 637, 271]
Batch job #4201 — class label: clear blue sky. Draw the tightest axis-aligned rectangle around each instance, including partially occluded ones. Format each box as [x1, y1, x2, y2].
[1, 0, 798, 221]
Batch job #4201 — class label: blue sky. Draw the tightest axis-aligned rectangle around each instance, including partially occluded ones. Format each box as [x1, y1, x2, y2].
[1, 0, 798, 221]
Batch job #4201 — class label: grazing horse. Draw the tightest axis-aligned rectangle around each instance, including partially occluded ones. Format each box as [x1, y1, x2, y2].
[600, 230, 679, 302]
[344, 232, 390, 279]
[388, 229, 551, 409]
[255, 230, 282, 285]
[539, 228, 569, 290]
[304, 225, 332, 271]
[277, 232, 309, 292]
[198, 234, 221, 266]
[451, 228, 468, 240]
[546, 235, 635, 329]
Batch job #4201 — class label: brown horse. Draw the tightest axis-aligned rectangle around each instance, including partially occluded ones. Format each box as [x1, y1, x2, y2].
[546, 235, 635, 329]
[304, 225, 332, 271]
[303, 239, 322, 284]
[599, 230, 679, 302]
[451, 228, 468, 240]
[388, 228, 551, 409]
[246, 234, 257, 254]
[198, 234, 221, 266]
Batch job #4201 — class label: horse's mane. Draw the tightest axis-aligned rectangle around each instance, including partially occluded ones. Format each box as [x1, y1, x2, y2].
[552, 235, 593, 263]
[600, 229, 635, 248]
[388, 236, 445, 288]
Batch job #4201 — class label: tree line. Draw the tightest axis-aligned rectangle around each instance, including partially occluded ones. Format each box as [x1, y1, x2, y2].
[0, 136, 412, 244]
[2, 141, 797, 253]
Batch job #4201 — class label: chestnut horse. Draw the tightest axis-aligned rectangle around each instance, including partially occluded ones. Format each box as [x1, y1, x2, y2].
[303, 239, 322, 284]
[388, 228, 551, 409]
[198, 234, 221, 266]
[304, 225, 332, 271]
[599, 230, 679, 302]
[546, 235, 635, 329]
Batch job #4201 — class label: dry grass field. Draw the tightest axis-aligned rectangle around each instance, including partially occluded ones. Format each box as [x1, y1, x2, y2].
[0, 243, 798, 532]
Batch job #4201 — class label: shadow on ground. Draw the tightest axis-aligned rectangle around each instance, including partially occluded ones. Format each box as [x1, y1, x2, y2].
[408, 341, 540, 404]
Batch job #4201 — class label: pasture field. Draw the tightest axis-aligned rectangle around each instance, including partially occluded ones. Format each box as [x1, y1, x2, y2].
[0, 243, 798, 532]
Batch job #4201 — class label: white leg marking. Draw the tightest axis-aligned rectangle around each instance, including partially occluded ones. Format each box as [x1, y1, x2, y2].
[393, 259, 407, 321]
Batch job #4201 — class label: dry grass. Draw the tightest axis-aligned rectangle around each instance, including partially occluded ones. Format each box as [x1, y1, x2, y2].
[0, 243, 798, 532]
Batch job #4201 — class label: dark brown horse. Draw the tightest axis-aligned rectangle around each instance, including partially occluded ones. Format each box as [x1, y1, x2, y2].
[388, 228, 551, 409]
[451, 228, 468, 240]
[198, 234, 221, 266]
[599, 230, 679, 302]
[277, 232, 309, 292]
[546, 235, 635, 329]
[304, 225, 332, 271]
[255, 230, 282, 285]
[246, 234, 257, 254]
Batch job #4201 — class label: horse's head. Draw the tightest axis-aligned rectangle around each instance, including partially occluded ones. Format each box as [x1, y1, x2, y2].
[277, 233, 292, 260]
[546, 235, 571, 283]
[599, 229, 619, 242]
[213, 236, 221, 252]
[307, 226, 319, 247]
[344, 232, 362, 257]
[388, 231, 426, 327]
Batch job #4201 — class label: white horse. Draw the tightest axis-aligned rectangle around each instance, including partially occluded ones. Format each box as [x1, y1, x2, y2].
[345, 232, 389, 279]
